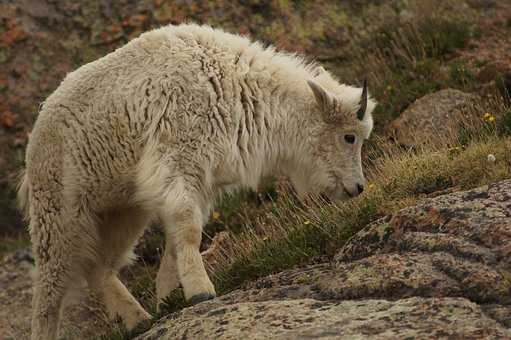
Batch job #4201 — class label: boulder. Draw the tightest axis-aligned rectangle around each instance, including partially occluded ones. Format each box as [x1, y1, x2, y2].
[138, 297, 508, 339]
[389, 89, 478, 146]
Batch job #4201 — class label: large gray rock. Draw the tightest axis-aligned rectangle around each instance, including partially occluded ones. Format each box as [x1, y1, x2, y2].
[136, 179, 511, 339]
[138, 298, 509, 339]
[389, 89, 478, 146]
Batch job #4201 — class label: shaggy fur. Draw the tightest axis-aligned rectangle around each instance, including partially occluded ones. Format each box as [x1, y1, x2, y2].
[18, 23, 375, 339]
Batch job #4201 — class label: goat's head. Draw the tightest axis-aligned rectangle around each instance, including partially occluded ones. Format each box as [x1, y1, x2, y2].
[292, 68, 376, 202]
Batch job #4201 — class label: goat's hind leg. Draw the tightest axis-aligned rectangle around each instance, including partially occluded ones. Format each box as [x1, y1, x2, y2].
[30, 211, 83, 340]
[87, 208, 152, 330]
[88, 269, 151, 330]
[31, 259, 71, 340]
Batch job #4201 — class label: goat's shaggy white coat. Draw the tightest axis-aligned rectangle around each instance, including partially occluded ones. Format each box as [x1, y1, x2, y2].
[18, 23, 375, 340]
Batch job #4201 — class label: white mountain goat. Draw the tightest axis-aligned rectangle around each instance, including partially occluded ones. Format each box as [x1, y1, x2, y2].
[18, 23, 375, 339]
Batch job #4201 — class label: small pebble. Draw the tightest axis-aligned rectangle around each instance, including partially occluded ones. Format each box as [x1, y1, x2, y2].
[487, 154, 496, 162]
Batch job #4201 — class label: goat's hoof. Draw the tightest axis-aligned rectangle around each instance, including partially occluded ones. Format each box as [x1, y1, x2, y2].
[189, 292, 216, 305]
[129, 317, 153, 334]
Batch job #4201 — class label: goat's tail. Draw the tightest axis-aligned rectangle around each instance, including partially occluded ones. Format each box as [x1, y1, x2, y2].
[17, 169, 30, 221]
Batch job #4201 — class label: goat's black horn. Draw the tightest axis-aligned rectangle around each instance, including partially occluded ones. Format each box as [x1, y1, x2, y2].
[357, 78, 368, 121]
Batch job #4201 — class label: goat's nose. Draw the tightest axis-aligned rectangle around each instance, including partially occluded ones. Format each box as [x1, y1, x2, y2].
[357, 183, 364, 194]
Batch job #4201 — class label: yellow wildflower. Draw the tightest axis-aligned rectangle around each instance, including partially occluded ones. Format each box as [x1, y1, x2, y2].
[212, 211, 221, 220]
[483, 112, 495, 122]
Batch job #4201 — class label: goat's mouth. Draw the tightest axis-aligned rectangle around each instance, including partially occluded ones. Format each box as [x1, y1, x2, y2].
[319, 184, 352, 203]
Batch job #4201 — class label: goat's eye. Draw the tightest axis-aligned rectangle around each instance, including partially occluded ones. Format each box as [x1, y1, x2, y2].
[344, 134, 356, 144]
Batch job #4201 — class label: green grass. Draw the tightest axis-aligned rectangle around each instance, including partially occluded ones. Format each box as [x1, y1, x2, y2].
[449, 61, 477, 88]
[499, 108, 511, 135]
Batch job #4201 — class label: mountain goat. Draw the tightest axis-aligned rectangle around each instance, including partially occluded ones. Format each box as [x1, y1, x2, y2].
[18, 23, 375, 339]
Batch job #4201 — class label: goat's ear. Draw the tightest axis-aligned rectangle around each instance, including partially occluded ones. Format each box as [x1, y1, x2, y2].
[307, 80, 333, 112]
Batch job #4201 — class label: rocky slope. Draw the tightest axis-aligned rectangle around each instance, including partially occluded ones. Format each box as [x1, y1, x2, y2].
[136, 179, 511, 339]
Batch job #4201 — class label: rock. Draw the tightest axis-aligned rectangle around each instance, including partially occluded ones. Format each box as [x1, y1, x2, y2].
[11, 247, 33, 263]
[475, 62, 511, 103]
[136, 179, 511, 339]
[137, 297, 509, 340]
[389, 89, 478, 146]
[333, 180, 511, 305]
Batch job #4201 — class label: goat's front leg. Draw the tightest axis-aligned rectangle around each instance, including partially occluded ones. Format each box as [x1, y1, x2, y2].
[155, 234, 179, 311]
[159, 203, 216, 304]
